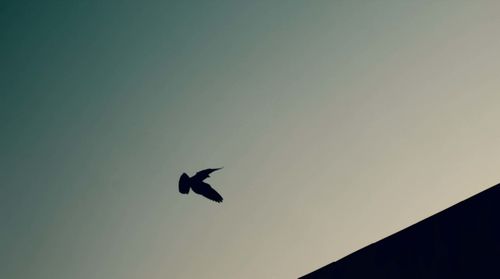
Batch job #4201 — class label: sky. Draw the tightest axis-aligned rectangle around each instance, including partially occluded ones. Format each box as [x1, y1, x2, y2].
[2, 1, 500, 278]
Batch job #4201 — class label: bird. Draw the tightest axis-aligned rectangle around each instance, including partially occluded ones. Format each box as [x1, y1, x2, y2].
[178, 168, 224, 203]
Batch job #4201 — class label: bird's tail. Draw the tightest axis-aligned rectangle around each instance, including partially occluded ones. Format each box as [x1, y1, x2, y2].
[179, 173, 190, 194]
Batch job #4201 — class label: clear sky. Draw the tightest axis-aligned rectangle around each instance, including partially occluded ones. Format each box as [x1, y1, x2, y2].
[2, 1, 500, 278]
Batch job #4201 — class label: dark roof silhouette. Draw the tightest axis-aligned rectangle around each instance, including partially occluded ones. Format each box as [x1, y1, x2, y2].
[300, 183, 500, 278]
[178, 168, 224, 203]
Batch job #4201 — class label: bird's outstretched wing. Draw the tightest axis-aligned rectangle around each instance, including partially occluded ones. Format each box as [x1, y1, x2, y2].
[193, 167, 223, 181]
[198, 183, 223, 203]
[179, 173, 190, 194]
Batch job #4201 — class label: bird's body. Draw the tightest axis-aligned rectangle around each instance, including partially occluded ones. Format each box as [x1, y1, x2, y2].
[178, 168, 223, 203]
[190, 181, 216, 196]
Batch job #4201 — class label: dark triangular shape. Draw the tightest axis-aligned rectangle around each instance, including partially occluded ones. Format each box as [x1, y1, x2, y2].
[301, 183, 500, 278]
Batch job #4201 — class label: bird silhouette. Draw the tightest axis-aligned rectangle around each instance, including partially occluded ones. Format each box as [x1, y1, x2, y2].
[178, 168, 223, 203]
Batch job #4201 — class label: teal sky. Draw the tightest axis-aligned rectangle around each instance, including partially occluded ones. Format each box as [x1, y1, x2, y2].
[2, 1, 500, 278]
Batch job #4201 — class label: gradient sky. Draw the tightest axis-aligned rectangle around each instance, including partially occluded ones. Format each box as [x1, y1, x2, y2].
[2, 1, 500, 278]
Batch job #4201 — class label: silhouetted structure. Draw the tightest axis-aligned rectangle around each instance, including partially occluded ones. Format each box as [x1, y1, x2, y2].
[300, 183, 500, 278]
[178, 168, 224, 203]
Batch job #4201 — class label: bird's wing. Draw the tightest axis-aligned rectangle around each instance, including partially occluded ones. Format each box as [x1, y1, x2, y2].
[193, 167, 223, 181]
[178, 173, 190, 194]
[198, 183, 223, 203]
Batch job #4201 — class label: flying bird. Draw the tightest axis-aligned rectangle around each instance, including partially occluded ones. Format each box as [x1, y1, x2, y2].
[178, 168, 224, 203]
